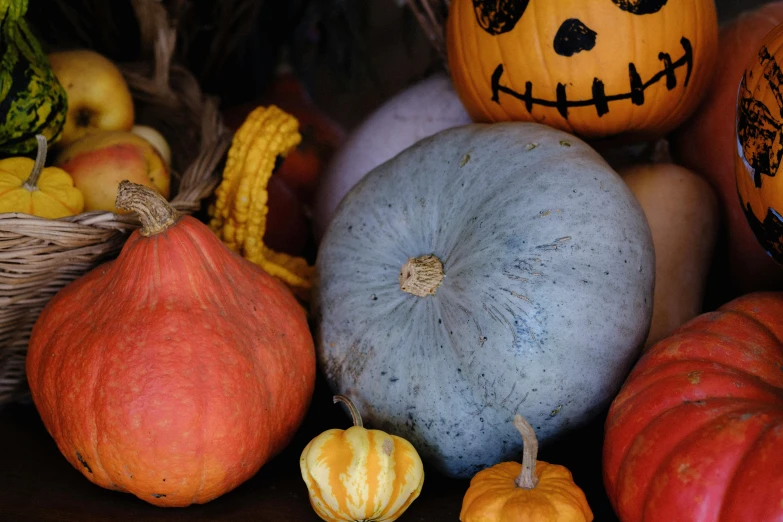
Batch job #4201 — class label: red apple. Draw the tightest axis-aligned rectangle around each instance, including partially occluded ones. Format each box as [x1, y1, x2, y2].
[56, 131, 169, 213]
[670, 2, 783, 297]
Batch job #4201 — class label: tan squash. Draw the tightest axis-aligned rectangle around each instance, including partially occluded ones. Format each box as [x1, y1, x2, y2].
[619, 162, 718, 349]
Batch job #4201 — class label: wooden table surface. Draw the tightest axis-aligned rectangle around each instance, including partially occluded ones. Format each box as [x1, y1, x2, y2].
[0, 373, 619, 521]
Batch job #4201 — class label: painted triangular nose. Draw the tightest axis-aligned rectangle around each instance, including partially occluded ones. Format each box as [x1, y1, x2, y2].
[553, 19, 597, 57]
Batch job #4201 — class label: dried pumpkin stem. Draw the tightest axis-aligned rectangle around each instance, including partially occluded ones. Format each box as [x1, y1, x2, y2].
[333, 395, 363, 428]
[115, 180, 178, 236]
[22, 135, 48, 191]
[400, 254, 444, 297]
[513, 414, 540, 489]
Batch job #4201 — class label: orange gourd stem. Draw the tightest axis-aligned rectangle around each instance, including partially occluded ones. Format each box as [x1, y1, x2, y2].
[513, 414, 540, 489]
[115, 180, 177, 236]
[22, 134, 47, 191]
[333, 395, 363, 428]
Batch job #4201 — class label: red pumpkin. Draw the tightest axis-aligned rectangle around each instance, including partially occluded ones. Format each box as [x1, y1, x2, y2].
[671, 2, 783, 297]
[25, 181, 316, 507]
[603, 292, 783, 521]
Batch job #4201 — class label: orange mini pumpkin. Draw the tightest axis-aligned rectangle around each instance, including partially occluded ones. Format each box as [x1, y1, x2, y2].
[460, 415, 593, 522]
[447, 0, 718, 141]
[736, 20, 783, 264]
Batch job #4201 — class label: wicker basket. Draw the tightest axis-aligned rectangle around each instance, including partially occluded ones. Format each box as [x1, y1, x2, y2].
[0, 0, 231, 406]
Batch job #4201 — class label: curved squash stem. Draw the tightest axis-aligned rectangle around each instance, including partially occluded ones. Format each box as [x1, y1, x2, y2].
[115, 180, 178, 236]
[513, 414, 540, 489]
[333, 395, 363, 428]
[22, 135, 48, 191]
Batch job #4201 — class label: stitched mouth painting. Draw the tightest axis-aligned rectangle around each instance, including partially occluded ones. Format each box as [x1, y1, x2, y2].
[447, 0, 718, 141]
[736, 22, 783, 264]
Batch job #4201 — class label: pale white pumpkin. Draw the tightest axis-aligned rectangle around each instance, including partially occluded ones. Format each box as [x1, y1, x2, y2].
[312, 73, 471, 241]
[313, 122, 654, 478]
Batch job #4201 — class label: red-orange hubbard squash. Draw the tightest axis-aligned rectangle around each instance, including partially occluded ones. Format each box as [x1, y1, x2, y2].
[603, 292, 783, 521]
[25, 181, 316, 507]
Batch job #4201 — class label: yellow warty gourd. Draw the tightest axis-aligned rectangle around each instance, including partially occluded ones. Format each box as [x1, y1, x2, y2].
[0, 134, 83, 218]
[300, 395, 425, 522]
[209, 105, 313, 290]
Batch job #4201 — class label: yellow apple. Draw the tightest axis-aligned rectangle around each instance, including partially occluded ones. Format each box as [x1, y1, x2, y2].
[56, 131, 170, 213]
[48, 50, 135, 147]
[131, 125, 171, 166]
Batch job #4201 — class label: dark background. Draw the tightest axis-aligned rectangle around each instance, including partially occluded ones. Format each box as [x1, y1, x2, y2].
[0, 1, 774, 521]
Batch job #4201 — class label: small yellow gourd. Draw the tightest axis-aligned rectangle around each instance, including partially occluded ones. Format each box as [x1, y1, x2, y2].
[0, 134, 83, 218]
[300, 395, 425, 522]
[460, 415, 593, 522]
[208, 105, 312, 291]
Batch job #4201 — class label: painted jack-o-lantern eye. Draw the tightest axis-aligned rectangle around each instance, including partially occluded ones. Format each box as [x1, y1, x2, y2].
[553, 19, 597, 57]
[612, 0, 669, 15]
[735, 22, 783, 264]
[447, 0, 718, 140]
[473, 0, 530, 35]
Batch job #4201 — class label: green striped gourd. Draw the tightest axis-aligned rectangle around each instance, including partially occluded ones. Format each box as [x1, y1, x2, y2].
[0, 0, 67, 156]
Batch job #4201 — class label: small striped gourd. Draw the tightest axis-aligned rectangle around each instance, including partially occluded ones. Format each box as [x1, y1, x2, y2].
[0, 0, 67, 156]
[300, 396, 424, 522]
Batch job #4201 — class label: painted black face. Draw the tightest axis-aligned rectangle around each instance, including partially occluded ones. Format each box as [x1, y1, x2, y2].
[553, 19, 597, 57]
[473, 0, 670, 37]
[737, 46, 783, 189]
[472, 0, 530, 36]
[473, 0, 687, 120]
[611, 0, 669, 15]
[490, 37, 692, 119]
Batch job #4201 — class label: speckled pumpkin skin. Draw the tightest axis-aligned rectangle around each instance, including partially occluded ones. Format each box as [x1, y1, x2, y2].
[26, 215, 316, 507]
[314, 122, 654, 478]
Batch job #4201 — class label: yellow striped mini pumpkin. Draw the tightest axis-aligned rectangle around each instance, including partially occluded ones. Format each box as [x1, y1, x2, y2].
[300, 395, 424, 522]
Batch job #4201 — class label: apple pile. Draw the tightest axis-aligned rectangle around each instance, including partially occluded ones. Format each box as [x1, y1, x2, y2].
[48, 50, 172, 214]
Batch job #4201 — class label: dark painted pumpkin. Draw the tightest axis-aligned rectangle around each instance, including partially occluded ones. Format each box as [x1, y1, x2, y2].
[736, 18, 783, 265]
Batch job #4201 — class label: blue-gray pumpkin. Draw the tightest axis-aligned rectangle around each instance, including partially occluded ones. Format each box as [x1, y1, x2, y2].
[313, 122, 654, 478]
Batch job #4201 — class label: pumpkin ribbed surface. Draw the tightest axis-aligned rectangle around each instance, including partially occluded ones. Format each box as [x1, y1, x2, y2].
[603, 292, 783, 521]
[26, 200, 315, 507]
[0, 157, 83, 218]
[461, 462, 592, 521]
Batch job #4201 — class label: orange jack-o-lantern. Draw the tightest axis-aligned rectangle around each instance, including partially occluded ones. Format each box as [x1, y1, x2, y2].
[447, 0, 718, 141]
[736, 21, 783, 264]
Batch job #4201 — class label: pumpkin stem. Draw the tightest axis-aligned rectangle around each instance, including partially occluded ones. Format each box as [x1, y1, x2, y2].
[333, 395, 364, 428]
[22, 135, 48, 192]
[115, 180, 178, 236]
[400, 254, 444, 297]
[513, 414, 540, 489]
